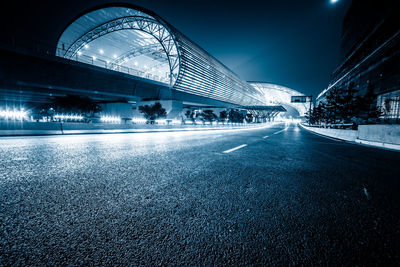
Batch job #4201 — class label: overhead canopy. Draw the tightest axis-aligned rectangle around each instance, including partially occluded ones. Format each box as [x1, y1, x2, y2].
[57, 6, 179, 85]
[56, 4, 268, 107]
[241, 105, 286, 112]
[249, 82, 308, 116]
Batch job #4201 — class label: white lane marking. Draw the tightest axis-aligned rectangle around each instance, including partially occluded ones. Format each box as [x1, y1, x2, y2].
[13, 157, 28, 161]
[262, 135, 269, 139]
[223, 144, 247, 154]
[273, 127, 289, 135]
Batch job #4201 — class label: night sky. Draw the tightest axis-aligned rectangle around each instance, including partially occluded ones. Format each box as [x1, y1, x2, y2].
[1, 0, 352, 96]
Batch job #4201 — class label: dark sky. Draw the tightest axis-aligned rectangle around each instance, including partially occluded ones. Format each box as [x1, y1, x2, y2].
[2, 0, 351, 96]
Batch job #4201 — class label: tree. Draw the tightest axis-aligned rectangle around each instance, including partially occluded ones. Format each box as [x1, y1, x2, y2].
[305, 110, 312, 125]
[183, 110, 196, 123]
[138, 102, 167, 123]
[324, 87, 343, 124]
[245, 113, 254, 123]
[219, 110, 227, 124]
[185, 110, 192, 119]
[383, 98, 391, 116]
[202, 110, 217, 123]
[355, 85, 382, 124]
[306, 102, 326, 125]
[339, 82, 359, 123]
[228, 109, 245, 123]
[50, 95, 101, 116]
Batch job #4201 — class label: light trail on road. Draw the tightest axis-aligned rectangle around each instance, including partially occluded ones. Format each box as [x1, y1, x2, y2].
[1, 122, 399, 265]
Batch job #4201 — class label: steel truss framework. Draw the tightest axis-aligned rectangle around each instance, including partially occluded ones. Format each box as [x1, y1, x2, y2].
[249, 82, 308, 116]
[57, 5, 268, 107]
[61, 16, 180, 86]
[244, 105, 286, 119]
[111, 44, 167, 69]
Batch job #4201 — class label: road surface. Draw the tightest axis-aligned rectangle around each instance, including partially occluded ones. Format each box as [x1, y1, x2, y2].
[1, 123, 399, 265]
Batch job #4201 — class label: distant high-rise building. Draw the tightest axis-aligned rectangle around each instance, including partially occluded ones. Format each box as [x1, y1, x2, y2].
[317, 0, 400, 121]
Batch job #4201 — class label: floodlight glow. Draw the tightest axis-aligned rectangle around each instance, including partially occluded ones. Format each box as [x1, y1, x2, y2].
[77, 51, 82, 56]
[84, 44, 89, 49]
[92, 56, 96, 60]
[54, 113, 84, 121]
[330, 0, 339, 3]
[0, 109, 27, 120]
[134, 61, 138, 66]
[132, 118, 147, 124]
[156, 119, 167, 124]
[99, 49, 104, 54]
[100, 116, 121, 123]
[155, 119, 180, 125]
[113, 54, 117, 59]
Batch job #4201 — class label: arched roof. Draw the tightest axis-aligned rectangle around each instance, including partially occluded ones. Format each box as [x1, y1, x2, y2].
[56, 4, 267, 107]
[57, 6, 179, 86]
[249, 82, 308, 116]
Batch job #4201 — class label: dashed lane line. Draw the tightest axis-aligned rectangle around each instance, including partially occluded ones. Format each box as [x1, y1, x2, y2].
[273, 127, 289, 135]
[223, 144, 247, 154]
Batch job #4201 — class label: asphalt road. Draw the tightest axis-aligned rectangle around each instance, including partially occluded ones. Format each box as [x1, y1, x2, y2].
[1, 123, 399, 265]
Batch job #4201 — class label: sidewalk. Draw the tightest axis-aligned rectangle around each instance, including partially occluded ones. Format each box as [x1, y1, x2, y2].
[300, 123, 400, 152]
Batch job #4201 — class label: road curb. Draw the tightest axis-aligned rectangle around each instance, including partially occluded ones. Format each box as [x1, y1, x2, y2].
[300, 123, 400, 152]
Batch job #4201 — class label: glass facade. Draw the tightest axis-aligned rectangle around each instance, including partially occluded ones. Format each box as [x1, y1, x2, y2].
[377, 90, 400, 123]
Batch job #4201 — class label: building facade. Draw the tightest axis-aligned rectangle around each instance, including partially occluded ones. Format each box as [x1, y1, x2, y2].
[317, 0, 400, 122]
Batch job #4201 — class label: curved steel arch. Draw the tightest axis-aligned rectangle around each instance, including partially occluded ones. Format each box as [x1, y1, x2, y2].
[62, 16, 180, 86]
[56, 5, 270, 107]
[248, 82, 308, 116]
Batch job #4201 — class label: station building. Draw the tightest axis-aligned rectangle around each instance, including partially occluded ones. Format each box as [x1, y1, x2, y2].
[0, 3, 307, 123]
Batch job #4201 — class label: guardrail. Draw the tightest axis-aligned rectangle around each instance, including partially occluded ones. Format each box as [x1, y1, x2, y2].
[0, 38, 169, 84]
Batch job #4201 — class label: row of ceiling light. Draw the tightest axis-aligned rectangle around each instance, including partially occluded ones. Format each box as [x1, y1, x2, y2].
[76, 44, 161, 72]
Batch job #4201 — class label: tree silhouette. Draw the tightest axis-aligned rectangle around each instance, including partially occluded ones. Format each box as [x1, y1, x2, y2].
[202, 110, 217, 122]
[139, 102, 167, 123]
[355, 85, 382, 124]
[228, 109, 245, 123]
[219, 111, 227, 124]
[50, 95, 101, 116]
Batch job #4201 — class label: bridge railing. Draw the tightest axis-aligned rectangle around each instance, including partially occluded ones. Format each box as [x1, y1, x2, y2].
[0, 37, 169, 85]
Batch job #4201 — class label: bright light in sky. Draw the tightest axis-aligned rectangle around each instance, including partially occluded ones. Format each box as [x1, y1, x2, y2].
[330, 0, 339, 4]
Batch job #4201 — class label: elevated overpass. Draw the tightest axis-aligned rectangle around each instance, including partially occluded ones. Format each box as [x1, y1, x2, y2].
[0, 3, 305, 120]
